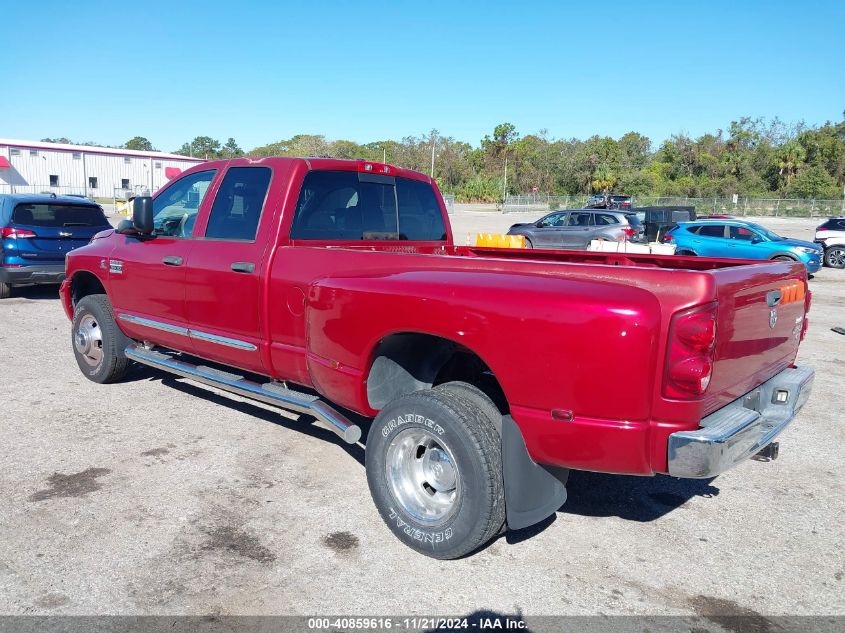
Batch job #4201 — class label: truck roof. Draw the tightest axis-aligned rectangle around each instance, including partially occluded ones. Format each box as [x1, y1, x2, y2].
[189, 156, 433, 183]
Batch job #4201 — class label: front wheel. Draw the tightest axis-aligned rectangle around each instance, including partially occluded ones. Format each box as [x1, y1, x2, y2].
[71, 294, 131, 383]
[523, 237, 534, 249]
[366, 389, 505, 559]
[825, 246, 845, 269]
[773, 255, 795, 262]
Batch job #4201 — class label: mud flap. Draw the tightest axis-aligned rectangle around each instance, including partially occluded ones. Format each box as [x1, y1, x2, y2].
[502, 415, 568, 530]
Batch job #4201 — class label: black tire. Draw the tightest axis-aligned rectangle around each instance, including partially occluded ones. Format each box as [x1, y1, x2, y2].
[676, 250, 697, 256]
[366, 389, 505, 559]
[435, 381, 502, 433]
[523, 237, 534, 249]
[71, 294, 131, 384]
[0, 282, 10, 299]
[772, 255, 796, 262]
[825, 246, 845, 269]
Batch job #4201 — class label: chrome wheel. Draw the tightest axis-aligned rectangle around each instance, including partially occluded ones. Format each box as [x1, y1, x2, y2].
[74, 313, 104, 368]
[385, 428, 460, 525]
[827, 247, 845, 268]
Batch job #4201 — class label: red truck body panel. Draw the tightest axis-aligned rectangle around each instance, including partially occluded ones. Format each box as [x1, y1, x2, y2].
[61, 157, 809, 477]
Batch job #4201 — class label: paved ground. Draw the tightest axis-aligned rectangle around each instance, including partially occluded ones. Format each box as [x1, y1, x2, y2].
[0, 212, 842, 619]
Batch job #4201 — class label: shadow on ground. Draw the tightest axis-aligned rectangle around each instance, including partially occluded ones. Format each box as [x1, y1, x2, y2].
[125, 362, 368, 466]
[7, 284, 61, 301]
[562, 469, 719, 521]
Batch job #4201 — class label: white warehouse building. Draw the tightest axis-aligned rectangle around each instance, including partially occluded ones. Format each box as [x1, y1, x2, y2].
[0, 138, 204, 199]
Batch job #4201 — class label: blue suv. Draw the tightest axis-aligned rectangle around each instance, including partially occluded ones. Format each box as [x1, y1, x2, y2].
[0, 194, 112, 298]
[664, 220, 823, 273]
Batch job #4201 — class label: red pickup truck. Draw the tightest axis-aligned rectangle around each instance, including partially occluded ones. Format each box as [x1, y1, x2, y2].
[60, 157, 815, 559]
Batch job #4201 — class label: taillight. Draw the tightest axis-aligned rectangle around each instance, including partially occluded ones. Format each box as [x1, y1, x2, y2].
[801, 288, 811, 341]
[664, 233, 674, 242]
[1, 227, 36, 239]
[622, 227, 635, 238]
[664, 303, 717, 399]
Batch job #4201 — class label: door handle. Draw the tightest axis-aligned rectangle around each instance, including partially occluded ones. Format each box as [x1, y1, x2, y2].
[162, 256, 183, 266]
[230, 261, 255, 274]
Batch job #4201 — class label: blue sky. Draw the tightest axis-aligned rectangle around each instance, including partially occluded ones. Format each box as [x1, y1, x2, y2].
[1, 0, 842, 152]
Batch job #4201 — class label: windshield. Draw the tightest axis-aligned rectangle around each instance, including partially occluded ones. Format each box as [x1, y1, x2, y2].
[13, 203, 108, 227]
[746, 223, 782, 241]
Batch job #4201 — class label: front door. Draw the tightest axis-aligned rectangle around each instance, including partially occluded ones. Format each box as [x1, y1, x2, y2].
[184, 165, 276, 375]
[109, 169, 218, 352]
[727, 225, 761, 259]
[531, 211, 567, 248]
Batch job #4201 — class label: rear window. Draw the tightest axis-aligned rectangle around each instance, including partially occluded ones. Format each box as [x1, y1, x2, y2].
[820, 219, 845, 230]
[611, 196, 630, 202]
[623, 214, 642, 227]
[13, 203, 108, 228]
[595, 213, 619, 225]
[291, 171, 446, 241]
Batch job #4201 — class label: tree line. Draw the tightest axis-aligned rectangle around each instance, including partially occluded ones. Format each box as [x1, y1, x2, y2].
[44, 112, 845, 202]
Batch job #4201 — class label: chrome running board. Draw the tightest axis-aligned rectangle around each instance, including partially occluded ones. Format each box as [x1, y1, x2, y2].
[124, 344, 362, 444]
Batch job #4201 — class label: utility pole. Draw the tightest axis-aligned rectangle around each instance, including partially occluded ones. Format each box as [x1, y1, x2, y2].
[430, 139, 436, 177]
[503, 156, 508, 202]
[383, 147, 386, 163]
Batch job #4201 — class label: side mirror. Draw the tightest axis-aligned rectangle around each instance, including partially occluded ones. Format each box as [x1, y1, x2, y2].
[751, 235, 762, 244]
[133, 196, 154, 234]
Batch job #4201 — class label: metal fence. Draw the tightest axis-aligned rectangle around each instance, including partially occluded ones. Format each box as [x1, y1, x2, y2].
[503, 194, 845, 218]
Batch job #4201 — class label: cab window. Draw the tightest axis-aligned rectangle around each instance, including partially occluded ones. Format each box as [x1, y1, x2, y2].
[290, 170, 445, 241]
[153, 170, 216, 238]
[204, 167, 272, 241]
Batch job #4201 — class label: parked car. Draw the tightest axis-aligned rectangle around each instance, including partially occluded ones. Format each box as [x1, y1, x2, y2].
[814, 217, 845, 268]
[585, 194, 632, 210]
[61, 157, 814, 559]
[0, 193, 111, 299]
[663, 220, 823, 273]
[507, 209, 645, 249]
[697, 214, 734, 220]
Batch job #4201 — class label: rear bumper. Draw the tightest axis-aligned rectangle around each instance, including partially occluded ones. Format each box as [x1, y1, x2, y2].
[0, 264, 65, 285]
[667, 366, 814, 478]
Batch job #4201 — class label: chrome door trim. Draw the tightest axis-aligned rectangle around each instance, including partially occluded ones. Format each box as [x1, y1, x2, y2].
[118, 313, 189, 336]
[117, 313, 257, 351]
[188, 329, 258, 351]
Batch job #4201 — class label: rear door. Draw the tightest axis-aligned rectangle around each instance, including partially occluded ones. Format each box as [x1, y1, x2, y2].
[690, 224, 727, 256]
[184, 165, 276, 374]
[10, 202, 109, 264]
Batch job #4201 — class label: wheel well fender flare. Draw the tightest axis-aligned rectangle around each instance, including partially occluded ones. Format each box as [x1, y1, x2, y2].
[70, 271, 107, 306]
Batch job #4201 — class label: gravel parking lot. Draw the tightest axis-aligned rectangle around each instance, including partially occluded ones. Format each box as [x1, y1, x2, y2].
[0, 212, 842, 620]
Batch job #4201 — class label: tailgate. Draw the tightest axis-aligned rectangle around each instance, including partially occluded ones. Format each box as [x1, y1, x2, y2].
[704, 263, 807, 414]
